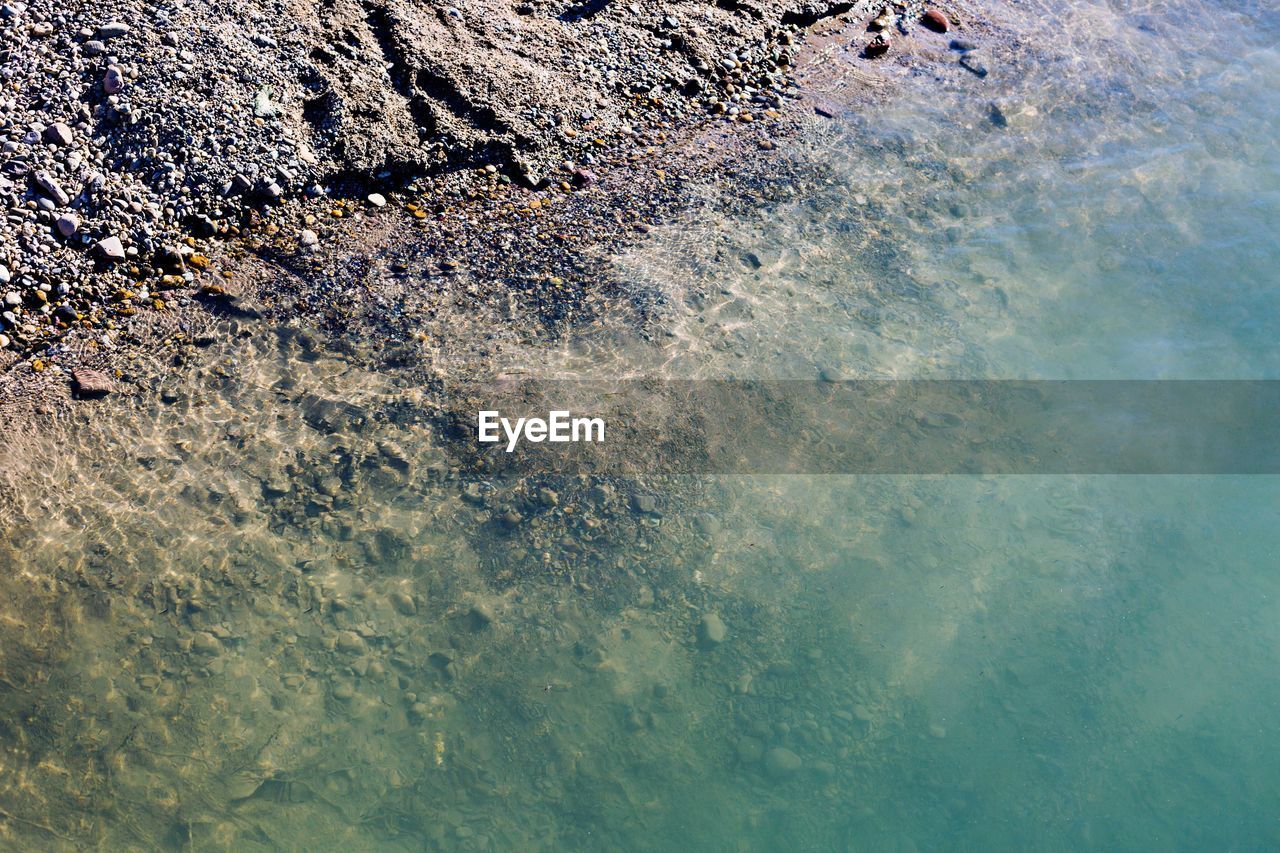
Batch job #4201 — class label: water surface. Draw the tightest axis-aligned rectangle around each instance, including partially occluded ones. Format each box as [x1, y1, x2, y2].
[2, 0, 1278, 848]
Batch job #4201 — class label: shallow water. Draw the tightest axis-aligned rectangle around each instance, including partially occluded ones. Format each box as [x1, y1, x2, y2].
[3, 0, 1280, 848]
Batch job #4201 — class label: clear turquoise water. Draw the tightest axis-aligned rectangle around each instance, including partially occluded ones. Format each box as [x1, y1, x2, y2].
[2, 0, 1279, 848]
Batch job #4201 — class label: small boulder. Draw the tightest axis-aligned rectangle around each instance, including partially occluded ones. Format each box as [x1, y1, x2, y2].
[55, 213, 79, 237]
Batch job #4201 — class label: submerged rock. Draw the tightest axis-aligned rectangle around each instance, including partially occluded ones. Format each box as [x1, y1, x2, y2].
[71, 368, 114, 399]
[390, 591, 417, 616]
[696, 612, 726, 648]
[764, 747, 803, 778]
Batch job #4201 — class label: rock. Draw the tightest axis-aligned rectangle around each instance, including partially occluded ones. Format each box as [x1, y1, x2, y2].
[227, 771, 264, 800]
[299, 229, 319, 247]
[43, 122, 73, 146]
[252, 87, 279, 118]
[156, 246, 186, 273]
[819, 367, 846, 383]
[191, 631, 221, 655]
[696, 612, 726, 649]
[631, 493, 657, 514]
[103, 66, 124, 94]
[921, 10, 950, 32]
[95, 21, 130, 39]
[3, 291, 18, 306]
[469, 603, 495, 630]
[31, 170, 70, 205]
[960, 52, 990, 78]
[83, 39, 106, 56]
[0, 265, 9, 284]
[366, 192, 387, 207]
[950, 38, 977, 51]
[95, 236, 126, 261]
[571, 168, 597, 186]
[865, 35, 891, 58]
[335, 631, 365, 654]
[390, 591, 417, 616]
[72, 368, 114, 399]
[764, 747, 803, 778]
[55, 214, 80, 237]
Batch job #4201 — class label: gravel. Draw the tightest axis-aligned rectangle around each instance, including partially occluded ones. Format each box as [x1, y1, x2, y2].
[0, 0, 872, 360]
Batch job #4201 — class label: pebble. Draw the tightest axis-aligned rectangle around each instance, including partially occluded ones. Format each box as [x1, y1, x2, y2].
[56, 214, 80, 238]
[366, 192, 387, 207]
[390, 591, 417, 616]
[103, 65, 124, 94]
[336, 631, 365, 654]
[299, 229, 319, 247]
[631, 493, 657, 514]
[950, 38, 977, 51]
[764, 747, 803, 778]
[32, 170, 70, 206]
[96, 21, 130, 40]
[921, 10, 950, 32]
[71, 367, 114, 399]
[191, 631, 221, 655]
[865, 36, 891, 59]
[43, 122, 73, 146]
[95, 236, 126, 262]
[696, 612, 726, 649]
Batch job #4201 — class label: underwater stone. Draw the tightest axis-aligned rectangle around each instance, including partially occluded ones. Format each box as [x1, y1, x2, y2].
[697, 613, 726, 648]
[764, 747, 803, 778]
[191, 631, 221, 655]
[390, 591, 417, 616]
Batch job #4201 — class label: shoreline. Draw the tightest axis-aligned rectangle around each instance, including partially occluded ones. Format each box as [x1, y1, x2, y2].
[0, 0, 1007, 434]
